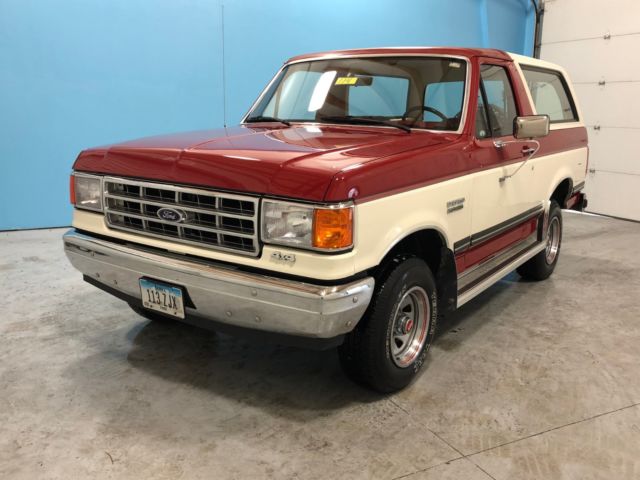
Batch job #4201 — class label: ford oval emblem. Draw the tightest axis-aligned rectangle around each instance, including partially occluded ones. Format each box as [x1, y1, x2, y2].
[157, 207, 184, 223]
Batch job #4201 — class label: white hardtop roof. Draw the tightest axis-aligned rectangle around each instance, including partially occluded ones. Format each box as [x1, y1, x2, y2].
[507, 52, 566, 72]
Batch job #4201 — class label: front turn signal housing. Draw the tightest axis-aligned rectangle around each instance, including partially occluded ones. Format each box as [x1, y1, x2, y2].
[313, 207, 354, 250]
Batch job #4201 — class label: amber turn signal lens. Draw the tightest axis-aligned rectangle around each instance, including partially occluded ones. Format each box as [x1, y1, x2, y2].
[69, 174, 76, 205]
[313, 207, 353, 249]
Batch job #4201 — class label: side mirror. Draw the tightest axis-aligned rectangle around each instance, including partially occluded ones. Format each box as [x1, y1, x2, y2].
[514, 115, 550, 139]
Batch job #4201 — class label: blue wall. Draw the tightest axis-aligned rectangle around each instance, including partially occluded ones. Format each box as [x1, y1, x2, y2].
[0, 0, 535, 230]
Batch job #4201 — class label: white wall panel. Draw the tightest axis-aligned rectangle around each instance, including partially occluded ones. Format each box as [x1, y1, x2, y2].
[588, 128, 640, 176]
[573, 83, 640, 129]
[541, 0, 640, 221]
[541, 34, 640, 83]
[542, 0, 640, 43]
[584, 171, 640, 220]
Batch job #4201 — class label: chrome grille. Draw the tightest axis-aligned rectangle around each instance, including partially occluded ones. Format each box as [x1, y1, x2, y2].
[103, 177, 259, 256]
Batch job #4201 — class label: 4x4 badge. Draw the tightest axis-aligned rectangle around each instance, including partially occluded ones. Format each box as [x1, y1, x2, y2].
[270, 251, 296, 264]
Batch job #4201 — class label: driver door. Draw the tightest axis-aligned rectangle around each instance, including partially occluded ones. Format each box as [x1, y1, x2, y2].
[467, 61, 539, 265]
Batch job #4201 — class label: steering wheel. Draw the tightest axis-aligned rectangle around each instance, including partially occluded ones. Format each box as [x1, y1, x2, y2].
[402, 105, 449, 122]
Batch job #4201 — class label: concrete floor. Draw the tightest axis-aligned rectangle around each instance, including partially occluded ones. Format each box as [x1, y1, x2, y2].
[1, 212, 639, 479]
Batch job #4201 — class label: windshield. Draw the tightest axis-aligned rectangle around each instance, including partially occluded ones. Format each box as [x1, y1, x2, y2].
[246, 56, 467, 131]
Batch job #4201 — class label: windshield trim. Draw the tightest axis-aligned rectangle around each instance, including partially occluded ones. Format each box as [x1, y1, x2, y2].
[241, 54, 471, 135]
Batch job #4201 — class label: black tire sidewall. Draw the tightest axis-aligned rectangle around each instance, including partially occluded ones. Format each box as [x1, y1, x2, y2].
[370, 258, 438, 390]
[516, 200, 563, 281]
[535, 201, 563, 277]
[545, 201, 563, 269]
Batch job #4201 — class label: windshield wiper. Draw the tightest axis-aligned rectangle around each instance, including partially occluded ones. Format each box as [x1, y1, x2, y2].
[318, 115, 411, 133]
[245, 115, 291, 126]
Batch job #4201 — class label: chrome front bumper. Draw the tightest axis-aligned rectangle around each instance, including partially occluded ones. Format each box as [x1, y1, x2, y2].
[63, 230, 374, 338]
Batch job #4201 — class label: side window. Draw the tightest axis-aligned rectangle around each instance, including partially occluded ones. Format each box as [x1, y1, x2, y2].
[348, 76, 409, 117]
[521, 67, 578, 123]
[478, 65, 518, 138]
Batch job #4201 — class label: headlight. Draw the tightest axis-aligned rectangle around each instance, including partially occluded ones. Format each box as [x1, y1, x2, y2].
[261, 199, 353, 251]
[71, 173, 103, 211]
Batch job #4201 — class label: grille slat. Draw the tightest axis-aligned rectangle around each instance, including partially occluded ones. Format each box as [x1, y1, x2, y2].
[103, 178, 259, 256]
[106, 210, 255, 238]
[104, 193, 253, 220]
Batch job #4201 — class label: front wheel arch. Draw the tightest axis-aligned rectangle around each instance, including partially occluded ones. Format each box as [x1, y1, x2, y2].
[372, 228, 457, 318]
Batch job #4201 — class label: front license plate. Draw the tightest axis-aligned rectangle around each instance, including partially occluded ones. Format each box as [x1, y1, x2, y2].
[139, 278, 185, 319]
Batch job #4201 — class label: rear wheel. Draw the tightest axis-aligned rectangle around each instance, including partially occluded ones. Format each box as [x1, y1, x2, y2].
[517, 200, 563, 281]
[338, 257, 437, 393]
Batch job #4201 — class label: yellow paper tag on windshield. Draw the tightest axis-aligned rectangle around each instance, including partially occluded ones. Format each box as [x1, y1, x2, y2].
[335, 77, 358, 85]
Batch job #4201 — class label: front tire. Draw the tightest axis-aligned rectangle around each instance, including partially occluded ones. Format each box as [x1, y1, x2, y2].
[517, 200, 563, 281]
[338, 257, 437, 393]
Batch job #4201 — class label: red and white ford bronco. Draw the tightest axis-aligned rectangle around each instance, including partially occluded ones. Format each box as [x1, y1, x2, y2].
[64, 47, 587, 392]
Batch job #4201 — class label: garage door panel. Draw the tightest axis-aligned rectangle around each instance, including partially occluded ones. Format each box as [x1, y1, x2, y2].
[542, 0, 640, 44]
[541, 34, 640, 83]
[542, 0, 640, 221]
[584, 171, 640, 221]
[588, 128, 640, 175]
[573, 83, 640, 129]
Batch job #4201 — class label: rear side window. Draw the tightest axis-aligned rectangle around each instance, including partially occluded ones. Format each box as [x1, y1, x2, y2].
[521, 67, 578, 123]
[477, 65, 518, 138]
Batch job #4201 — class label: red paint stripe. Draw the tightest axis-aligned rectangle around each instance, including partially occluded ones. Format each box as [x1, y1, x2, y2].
[456, 217, 539, 273]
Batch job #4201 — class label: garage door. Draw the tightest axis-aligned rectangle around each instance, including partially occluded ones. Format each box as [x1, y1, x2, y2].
[540, 0, 640, 221]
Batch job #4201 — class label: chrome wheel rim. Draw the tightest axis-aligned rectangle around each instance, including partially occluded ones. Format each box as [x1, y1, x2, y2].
[545, 217, 560, 265]
[390, 286, 430, 368]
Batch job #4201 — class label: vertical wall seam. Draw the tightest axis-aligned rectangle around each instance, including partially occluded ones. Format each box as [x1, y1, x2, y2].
[221, 1, 227, 127]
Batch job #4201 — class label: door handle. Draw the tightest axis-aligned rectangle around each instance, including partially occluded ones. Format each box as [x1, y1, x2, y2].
[499, 139, 541, 182]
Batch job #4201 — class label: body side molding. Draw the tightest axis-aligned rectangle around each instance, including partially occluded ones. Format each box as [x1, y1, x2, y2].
[453, 204, 543, 255]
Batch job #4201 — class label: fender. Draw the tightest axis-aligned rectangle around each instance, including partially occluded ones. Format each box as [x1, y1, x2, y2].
[376, 224, 451, 267]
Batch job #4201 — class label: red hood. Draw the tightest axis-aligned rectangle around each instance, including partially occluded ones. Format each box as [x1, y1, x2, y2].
[74, 124, 455, 202]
